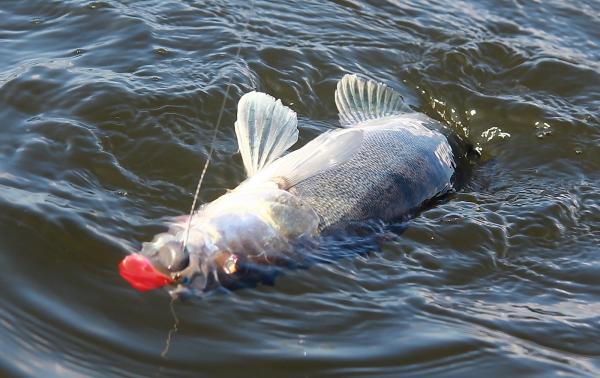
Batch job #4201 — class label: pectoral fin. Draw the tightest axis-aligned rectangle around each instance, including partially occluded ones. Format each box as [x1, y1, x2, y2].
[247, 128, 364, 189]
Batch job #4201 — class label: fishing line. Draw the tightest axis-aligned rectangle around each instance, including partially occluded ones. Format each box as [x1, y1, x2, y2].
[181, 0, 256, 254]
[161, 0, 256, 362]
[160, 297, 179, 359]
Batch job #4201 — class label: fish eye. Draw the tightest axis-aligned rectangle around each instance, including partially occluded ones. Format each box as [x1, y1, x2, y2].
[157, 241, 189, 272]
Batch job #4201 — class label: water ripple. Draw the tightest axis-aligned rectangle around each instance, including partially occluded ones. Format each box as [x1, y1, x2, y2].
[0, 0, 599, 376]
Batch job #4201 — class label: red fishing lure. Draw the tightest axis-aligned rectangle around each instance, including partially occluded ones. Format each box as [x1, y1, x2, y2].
[119, 254, 173, 291]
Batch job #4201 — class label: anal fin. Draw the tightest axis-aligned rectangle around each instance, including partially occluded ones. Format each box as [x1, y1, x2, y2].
[335, 74, 410, 127]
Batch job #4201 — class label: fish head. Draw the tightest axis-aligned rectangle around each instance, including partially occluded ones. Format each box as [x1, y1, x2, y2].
[118, 234, 187, 292]
[119, 228, 217, 295]
[119, 186, 319, 296]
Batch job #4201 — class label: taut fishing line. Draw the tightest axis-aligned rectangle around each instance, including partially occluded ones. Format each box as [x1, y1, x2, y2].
[181, 0, 256, 254]
[161, 0, 256, 361]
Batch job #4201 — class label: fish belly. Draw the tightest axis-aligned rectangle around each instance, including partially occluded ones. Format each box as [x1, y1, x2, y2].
[289, 121, 455, 230]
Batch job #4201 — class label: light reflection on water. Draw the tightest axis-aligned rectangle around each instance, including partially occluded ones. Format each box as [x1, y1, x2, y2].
[0, 0, 599, 376]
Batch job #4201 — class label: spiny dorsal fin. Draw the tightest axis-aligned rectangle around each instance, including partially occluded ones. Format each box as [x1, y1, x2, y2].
[334, 74, 410, 127]
[235, 91, 299, 177]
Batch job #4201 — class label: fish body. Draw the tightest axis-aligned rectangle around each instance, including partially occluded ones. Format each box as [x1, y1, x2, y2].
[291, 114, 454, 230]
[119, 74, 456, 296]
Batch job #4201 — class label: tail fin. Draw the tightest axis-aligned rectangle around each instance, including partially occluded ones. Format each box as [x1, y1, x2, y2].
[234, 91, 299, 177]
[335, 74, 410, 127]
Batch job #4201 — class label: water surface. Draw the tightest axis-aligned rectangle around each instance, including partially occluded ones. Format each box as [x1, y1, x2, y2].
[1, 0, 599, 377]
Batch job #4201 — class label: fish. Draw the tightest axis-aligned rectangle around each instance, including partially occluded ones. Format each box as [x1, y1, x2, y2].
[118, 74, 456, 297]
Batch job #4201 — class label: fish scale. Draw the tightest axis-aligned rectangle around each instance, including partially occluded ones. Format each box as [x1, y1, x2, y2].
[290, 118, 455, 230]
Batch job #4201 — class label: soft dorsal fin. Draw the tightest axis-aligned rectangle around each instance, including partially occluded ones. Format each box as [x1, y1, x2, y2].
[235, 91, 299, 177]
[334, 74, 410, 127]
[243, 128, 364, 190]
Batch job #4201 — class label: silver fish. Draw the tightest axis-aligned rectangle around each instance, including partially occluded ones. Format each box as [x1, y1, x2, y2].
[119, 74, 455, 296]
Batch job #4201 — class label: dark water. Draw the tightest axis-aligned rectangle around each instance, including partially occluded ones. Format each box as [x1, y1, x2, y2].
[1, 0, 599, 376]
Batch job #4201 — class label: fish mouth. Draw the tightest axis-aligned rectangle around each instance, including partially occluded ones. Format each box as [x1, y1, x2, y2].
[118, 253, 174, 292]
[118, 249, 243, 295]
